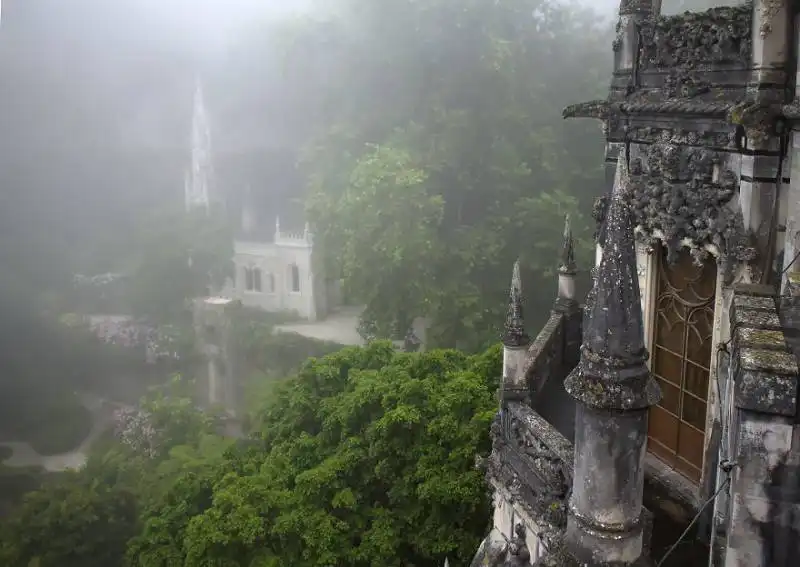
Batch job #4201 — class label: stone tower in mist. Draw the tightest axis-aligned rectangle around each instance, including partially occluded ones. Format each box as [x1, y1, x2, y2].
[184, 80, 215, 212]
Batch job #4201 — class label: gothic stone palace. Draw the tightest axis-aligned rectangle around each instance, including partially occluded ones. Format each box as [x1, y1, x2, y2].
[471, 1, 800, 566]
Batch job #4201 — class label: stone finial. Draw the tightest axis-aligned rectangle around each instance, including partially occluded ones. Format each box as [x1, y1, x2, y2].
[565, 146, 660, 410]
[503, 260, 529, 347]
[618, 0, 654, 16]
[650, 0, 662, 16]
[559, 214, 576, 275]
[275, 216, 281, 239]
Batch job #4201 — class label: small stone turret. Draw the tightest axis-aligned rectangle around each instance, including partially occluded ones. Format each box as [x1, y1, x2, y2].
[563, 148, 660, 564]
[502, 260, 531, 403]
[557, 215, 577, 302]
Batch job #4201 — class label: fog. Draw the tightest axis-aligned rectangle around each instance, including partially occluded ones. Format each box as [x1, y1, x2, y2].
[0, 0, 733, 563]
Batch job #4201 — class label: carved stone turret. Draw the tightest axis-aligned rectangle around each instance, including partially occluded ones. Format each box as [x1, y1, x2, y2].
[557, 215, 577, 304]
[502, 260, 531, 403]
[562, 148, 660, 565]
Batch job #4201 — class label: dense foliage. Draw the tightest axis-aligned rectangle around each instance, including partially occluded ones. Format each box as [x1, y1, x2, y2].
[0, 342, 501, 567]
[286, 0, 611, 347]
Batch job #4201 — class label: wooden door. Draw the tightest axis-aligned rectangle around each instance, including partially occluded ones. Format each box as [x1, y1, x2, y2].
[647, 247, 716, 483]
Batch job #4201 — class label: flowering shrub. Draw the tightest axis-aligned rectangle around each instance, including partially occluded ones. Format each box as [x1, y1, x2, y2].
[112, 406, 159, 458]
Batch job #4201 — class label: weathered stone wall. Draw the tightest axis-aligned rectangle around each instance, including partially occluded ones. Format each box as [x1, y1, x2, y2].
[477, 403, 574, 566]
[523, 312, 565, 400]
[474, 302, 582, 565]
[722, 284, 800, 566]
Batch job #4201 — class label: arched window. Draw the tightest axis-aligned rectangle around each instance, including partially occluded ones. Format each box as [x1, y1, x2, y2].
[289, 264, 300, 292]
[253, 268, 263, 292]
[244, 267, 254, 291]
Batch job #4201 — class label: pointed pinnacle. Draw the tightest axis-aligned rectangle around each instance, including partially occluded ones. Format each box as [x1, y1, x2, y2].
[559, 214, 576, 274]
[566, 145, 660, 410]
[503, 260, 529, 347]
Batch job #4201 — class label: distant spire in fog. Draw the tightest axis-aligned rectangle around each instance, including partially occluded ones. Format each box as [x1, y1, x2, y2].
[185, 79, 214, 212]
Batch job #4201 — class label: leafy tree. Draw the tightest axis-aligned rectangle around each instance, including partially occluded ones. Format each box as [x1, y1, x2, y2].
[292, 0, 611, 348]
[128, 341, 501, 567]
[123, 207, 233, 323]
[0, 471, 138, 567]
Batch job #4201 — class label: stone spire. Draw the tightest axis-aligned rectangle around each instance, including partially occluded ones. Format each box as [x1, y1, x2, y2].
[503, 260, 528, 347]
[562, 147, 660, 565]
[501, 260, 531, 404]
[559, 215, 576, 275]
[185, 79, 214, 212]
[568, 148, 658, 410]
[274, 216, 281, 240]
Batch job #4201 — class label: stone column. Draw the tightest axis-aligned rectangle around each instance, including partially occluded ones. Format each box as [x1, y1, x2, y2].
[783, 124, 800, 285]
[738, 0, 791, 282]
[603, 1, 654, 186]
[722, 283, 800, 567]
[193, 297, 242, 437]
[563, 150, 660, 564]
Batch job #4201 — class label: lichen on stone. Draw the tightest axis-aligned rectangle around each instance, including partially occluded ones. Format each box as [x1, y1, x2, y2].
[740, 348, 798, 375]
[593, 138, 756, 271]
[638, 3, 753, 70]
[737, 328, 788, 350]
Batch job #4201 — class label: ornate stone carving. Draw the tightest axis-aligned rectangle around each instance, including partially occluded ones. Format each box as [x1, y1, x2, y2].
[661, 69, 710, 99]
[507, 524, 531, 566]
[562, 100, 611, 121]
[594, 138, 756, 272]
[612, 20, 623, 52]
[727, 99, 784, 150]
[638, 3, 753, 70]
[618, 0, 653, 15]
[625, 125, 736, 149]
[782, 98, 800, 121]
[508, 416, 570, 498]
[758, 0, 785, 38]
[487, 409, 571, 531]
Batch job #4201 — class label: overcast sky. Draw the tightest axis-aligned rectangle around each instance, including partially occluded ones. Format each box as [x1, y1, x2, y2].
[119, 0, 620, 51]
[0, 0, 622, 151]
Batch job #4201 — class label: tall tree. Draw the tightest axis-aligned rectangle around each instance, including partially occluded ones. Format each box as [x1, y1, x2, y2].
[127, 342, 501, 567]
[284, 0, 611, 348]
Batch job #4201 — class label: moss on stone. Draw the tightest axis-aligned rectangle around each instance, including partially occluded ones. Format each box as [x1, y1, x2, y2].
[740, 348, 798, 374]
[737, 328, 787, 350]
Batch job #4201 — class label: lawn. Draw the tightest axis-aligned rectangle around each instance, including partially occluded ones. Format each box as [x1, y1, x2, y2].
[0, 391, 93, 456]
[0, 464, 46, 518]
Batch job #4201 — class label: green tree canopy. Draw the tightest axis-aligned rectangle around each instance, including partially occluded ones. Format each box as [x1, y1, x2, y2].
[130, 343, 500, 567]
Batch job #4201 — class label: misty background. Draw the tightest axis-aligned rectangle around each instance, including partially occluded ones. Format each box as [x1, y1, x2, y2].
[0, 0, 611, 280]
